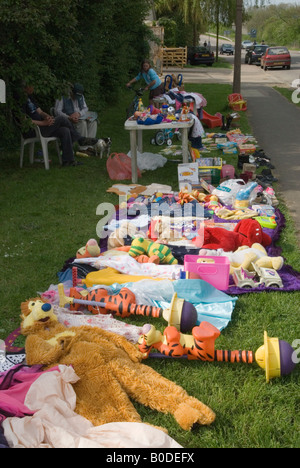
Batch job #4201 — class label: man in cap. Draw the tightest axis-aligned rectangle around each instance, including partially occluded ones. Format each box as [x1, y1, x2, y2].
[54, 83, 98, 149]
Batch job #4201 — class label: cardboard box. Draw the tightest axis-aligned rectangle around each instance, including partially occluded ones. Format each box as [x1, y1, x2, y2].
[178, 162, 199, 190]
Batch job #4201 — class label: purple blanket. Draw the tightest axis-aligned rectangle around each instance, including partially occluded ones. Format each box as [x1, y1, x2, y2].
[61, 205, 300, 295]
[223, 209, 300, 294]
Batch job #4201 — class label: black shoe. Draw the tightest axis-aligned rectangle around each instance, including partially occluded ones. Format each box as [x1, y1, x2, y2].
[255, 158, 275, 169]
[78, 137, 98, 147]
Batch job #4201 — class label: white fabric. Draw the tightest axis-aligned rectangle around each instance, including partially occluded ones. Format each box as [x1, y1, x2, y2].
[75, 254, 183, 279]
[53, 305, 143, 344]
[3, 365, 182, 449]
[127, 150, 167, 171]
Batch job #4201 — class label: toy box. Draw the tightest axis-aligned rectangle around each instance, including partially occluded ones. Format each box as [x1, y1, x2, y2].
[178, 162, 199, 190]
[184, 255, 230, 290]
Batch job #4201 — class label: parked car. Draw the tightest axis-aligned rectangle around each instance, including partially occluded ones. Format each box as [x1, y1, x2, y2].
[187, 46, 215, 66]
[220, 43, 234, 55]
[245, 44, 269, 64]
[242, 40, 253, 49]
[260, 46, 291, 70]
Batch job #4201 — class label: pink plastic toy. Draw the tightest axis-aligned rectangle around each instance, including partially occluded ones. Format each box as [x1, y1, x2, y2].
[184, 255, 230, 290]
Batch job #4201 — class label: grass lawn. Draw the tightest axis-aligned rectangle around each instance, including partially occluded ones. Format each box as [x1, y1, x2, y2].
[0, 83, 299, 448]
[274, 86, 300, 108]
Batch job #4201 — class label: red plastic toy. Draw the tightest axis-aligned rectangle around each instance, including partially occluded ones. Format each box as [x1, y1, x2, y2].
[201, 110, 223, 128]
[228, 93, 247, 111]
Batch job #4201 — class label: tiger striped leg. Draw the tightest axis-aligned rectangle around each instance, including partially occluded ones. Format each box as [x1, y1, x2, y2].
[214, 349, 254, 364]
[128, 303, 163, 318]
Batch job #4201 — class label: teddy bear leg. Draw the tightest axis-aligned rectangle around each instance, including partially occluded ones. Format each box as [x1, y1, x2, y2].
[110, 361, 215, 430]
[256, 256, 284, 271]
[73, 365, 143, 426]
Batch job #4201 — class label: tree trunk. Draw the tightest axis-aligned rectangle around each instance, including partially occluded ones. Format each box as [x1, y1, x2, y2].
[233, 0, 243, 94]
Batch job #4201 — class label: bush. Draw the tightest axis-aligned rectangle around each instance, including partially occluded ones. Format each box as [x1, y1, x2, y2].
[0, 0, 152, 146]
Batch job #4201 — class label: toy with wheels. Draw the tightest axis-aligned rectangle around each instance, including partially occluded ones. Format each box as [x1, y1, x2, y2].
[151, 128, 182, 146]
[58, 285, 198, 333]
[137, 322, 296, 382]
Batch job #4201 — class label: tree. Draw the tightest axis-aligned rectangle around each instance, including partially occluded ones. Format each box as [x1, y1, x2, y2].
[0, 0, 152, 145]
[155, 0, 206, 46]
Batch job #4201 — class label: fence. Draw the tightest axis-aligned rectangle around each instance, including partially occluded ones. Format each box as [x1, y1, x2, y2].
[163, 47, 187, 68]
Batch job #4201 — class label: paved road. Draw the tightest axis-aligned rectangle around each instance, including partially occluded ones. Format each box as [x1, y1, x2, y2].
[162, 55, 300, 243]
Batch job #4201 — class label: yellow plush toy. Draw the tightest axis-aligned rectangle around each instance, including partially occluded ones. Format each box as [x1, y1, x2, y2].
[226, 243, 284, 274]
[129, 238, 178, 265]
[20, 298, 215, 431]
[76, 238, 101, 259]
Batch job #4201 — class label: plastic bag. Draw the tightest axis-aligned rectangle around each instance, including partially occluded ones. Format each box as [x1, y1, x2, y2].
[106, 153, 141, 180]
[212, 179, 245, 206]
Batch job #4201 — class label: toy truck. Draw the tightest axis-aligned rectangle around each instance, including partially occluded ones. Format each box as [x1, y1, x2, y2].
[233, 263, 283, 289]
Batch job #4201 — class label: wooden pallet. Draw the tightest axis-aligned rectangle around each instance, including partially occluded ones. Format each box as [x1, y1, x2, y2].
[163, 47, 187, 68]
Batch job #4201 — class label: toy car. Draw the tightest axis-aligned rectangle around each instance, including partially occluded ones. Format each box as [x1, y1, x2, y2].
[233, 263, 283, 289]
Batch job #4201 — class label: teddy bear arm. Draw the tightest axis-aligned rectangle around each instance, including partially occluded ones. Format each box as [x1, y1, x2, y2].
[25, 335, 64, 367]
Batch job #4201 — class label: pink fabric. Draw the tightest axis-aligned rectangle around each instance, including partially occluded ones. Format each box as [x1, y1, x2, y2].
[0, 366, 59, 420]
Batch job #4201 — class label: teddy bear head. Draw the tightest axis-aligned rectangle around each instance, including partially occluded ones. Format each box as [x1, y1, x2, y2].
[234, 219, 272, 248]
[21, 298, 58, 335]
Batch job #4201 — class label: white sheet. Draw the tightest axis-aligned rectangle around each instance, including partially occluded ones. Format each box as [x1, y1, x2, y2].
[3, 365, 182, 449]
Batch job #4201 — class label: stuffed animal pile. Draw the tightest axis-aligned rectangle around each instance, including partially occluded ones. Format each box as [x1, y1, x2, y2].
[21, 298, 215, 431]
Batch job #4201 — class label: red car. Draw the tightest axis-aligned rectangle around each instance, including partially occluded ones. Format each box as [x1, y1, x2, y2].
[260, 46, 291, 71]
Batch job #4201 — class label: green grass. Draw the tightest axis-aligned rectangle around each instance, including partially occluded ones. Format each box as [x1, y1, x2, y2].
[0, 83, 299, 448]
[274, 86, 300, 108]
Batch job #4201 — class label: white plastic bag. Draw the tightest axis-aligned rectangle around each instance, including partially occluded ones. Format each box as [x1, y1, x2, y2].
[212, 179, 245, 206]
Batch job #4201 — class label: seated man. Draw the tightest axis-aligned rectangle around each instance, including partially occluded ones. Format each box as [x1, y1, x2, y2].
[22, 84, 97, 166]
[54, 83, 98, 149]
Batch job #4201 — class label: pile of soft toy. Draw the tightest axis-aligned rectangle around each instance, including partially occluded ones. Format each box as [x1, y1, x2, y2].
[2, 175, 299, 449]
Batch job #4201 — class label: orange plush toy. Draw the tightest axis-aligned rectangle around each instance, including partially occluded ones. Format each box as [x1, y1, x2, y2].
[20, 298, 216, 431]
[76, 239, 101, 259]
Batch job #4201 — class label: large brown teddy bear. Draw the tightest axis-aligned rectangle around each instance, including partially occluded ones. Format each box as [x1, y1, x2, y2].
[20, 298, 215, 431]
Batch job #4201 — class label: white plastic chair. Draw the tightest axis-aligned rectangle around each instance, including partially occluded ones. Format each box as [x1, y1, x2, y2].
[20, 125, 62, 170]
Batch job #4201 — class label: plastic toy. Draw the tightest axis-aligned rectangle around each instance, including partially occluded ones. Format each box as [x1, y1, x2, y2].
[137, 322, 296, 382]
[184, 255, 230, 291]
[201, 110, 223, 129]
[254, 216, 277, 229]
[151, 127, 182, 146]
[232, 263, 284, 289]
[58, 285, 198, 333]
[234, 182, 258, 209]
[228, 93, 247, 111]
